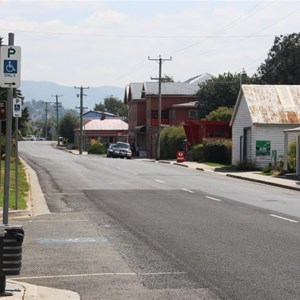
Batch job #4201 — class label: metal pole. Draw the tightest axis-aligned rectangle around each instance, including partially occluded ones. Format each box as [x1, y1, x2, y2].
[0, 121, 2, 188]
[3, 33, 14, 225]
[0, 32, 15, 297]
[15, 116, 18, 210]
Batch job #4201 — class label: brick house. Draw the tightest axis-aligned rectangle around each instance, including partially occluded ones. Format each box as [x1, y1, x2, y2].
[125, 81, 200, 158]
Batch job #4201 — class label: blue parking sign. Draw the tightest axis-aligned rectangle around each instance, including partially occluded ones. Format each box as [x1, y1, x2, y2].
[3, 60, 18, 74]
[0, 46, 21, 88]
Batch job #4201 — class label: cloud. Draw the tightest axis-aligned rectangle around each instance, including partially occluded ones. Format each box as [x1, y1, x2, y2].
[1, 1, 300, 88]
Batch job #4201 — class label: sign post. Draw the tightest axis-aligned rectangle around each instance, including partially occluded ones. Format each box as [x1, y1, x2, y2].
[0, 33, 21, 295]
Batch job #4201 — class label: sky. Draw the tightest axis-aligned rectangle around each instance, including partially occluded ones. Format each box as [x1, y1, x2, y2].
[1, 0, 300, 89]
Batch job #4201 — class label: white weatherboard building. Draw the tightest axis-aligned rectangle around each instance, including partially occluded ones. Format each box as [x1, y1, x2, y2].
[230, 85, 300, 170]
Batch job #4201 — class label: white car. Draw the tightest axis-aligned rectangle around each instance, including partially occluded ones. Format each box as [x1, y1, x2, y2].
[112, 142, 132, 159]
[23, 135, 36, 141]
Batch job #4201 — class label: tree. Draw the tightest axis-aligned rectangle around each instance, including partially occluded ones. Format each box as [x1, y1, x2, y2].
[161, 74, 175, 82]
[206, 107, 234, 121]
[196, 72, 255, 119]
[94, 96, 128, 117]
[59, 111, 79, 143]
[257, 33, 300, 84]
[94, 103, 105, 112]
[15, 107, 30, 136]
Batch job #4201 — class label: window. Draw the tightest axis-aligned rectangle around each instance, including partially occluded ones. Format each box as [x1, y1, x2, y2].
[189, 110, 197, 119]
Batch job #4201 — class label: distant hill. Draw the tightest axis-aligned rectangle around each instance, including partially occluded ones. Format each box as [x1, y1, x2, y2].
[20, 80, 124, 110]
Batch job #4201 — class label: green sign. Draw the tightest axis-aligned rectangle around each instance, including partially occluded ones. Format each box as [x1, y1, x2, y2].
[256, 140, 271, 156]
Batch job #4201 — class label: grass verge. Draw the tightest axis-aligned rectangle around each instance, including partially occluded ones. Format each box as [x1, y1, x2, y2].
[0, 159, 29, 210]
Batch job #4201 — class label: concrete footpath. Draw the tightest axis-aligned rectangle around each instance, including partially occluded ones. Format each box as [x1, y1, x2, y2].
[4, 157, 300, 299]
[157, 159, 300, 192]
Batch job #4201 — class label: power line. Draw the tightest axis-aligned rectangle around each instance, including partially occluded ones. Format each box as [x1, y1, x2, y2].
[0, 28, 279, 40]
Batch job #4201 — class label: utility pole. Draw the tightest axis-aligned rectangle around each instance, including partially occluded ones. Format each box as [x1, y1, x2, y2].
[43, 101, 51, 140]
[51, 95, 62, 146]
[74, 86, 89, 154]
[148, 55, 172, 160]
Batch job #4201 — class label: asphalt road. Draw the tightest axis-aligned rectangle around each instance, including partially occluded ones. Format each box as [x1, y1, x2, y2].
[15, 141, 300, 300]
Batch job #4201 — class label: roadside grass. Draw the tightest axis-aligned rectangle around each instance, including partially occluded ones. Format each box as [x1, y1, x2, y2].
[0, 159, 29, 209]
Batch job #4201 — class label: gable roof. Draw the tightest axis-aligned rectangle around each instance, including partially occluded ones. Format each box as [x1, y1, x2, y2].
[184, 73, 214, 84]
[124, 83, 144, 104]
[76, 118, 128, 131]
[83, 110, 118, 119]
[231, 85, 300, 126]
[142, 82, 199, 96]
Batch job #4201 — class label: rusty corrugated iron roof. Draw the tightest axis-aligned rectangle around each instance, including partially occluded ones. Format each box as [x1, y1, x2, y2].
[232, 85, 300, 125]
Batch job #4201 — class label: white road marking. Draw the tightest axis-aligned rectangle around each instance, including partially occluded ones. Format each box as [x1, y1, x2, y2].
[205, 196, 222, 202]
[15, 271, 187, 280]
[181, 188, 194, 193]
[269, 214, 298, 223]
[155, 179, 165, 183]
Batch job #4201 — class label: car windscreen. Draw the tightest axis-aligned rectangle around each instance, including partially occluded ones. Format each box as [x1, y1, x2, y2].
[116, 143, 129, 149]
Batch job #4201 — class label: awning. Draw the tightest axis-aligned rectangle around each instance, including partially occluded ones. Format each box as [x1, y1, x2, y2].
[132, 125, 146, 133]
[284, 126, 300, 134]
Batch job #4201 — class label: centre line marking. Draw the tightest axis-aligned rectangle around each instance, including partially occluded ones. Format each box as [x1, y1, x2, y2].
[181, 188, 194, 193]
[155, 179, 165, 183]
[205, 196, 222, 202]
[269, 214, 298, 223]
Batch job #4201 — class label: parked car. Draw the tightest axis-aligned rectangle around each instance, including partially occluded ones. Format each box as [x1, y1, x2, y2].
[23, 135, 36, 141]
[107, 143, 116, 157]
[112, 142, 132, 159]
[36, 136, 46, 141]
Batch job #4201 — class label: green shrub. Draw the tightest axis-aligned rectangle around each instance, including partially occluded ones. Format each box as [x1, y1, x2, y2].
[87, 142, 106, 154]
[160, 126, 185, 159]
[202, 138, 232, 164]
[191, 144, 204, 162]
[288, 140, 296, 172]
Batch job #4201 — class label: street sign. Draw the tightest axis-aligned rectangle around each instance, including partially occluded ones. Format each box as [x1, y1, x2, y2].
[13, 98, 22, 117]
[0, 46, 21, 88]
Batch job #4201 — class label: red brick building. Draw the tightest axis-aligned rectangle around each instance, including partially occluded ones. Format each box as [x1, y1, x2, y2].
[125, 82, 200, 158]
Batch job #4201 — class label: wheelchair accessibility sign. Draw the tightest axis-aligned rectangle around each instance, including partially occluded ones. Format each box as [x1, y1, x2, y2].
[13, 98, 22, 118]
[4, 60, 18, 75]
[0, 46, 21, 88]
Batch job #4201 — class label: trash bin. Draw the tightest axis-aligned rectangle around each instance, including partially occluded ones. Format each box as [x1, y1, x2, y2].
[0, 225, 24, 276]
